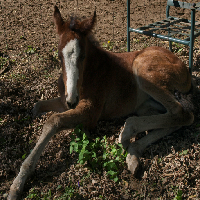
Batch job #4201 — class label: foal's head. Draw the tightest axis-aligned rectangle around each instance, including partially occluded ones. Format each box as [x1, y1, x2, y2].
[54, 6, 96, 105]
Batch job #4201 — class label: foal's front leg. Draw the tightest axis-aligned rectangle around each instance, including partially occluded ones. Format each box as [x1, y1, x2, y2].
[33, 74, 69, 117]
[32, 97, 69, 117]
[8, 100, 101, 200]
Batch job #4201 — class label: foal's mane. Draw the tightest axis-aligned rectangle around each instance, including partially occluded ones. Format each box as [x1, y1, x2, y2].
[68, 13, 99, 46]
[69, 15, 80, 31]
[87, 33, 100, 47]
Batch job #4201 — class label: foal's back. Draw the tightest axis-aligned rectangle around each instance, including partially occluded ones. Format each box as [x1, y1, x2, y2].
[131, 46, 191, 94]
[100, 46, 191, 119]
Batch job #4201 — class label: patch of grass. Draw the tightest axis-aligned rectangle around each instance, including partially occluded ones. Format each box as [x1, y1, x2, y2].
[133, 38, 140, 44]
[173, 43, 187, 55]
[174, 189, 183, 200]
[43, 70, 53, 79]
[14, 116, 31, 123]
[26, 188, 53, 200]
[10, 73, 26, 81]
[158, 157, 162, 163]
[49, 48, 59, 62]
[102, 41, 114, 51]
[0, 118, 5, 125]
[26, 188, 40, 199]
[24, 45, 36, 54]
[58, 185, 76, 200]
[70, 125, 127, 182]
[22, 153, 26, 160]
[53, 49, 58, 57]
[0, 56, 8, 69]
[179, 149, 189, 156]
[27, 184, 79, 199]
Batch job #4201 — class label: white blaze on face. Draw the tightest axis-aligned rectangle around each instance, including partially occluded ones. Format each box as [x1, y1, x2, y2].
[62, 39, 80, 104]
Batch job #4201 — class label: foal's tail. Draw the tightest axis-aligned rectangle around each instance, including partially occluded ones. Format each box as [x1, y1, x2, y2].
[175, 80, 195, 112]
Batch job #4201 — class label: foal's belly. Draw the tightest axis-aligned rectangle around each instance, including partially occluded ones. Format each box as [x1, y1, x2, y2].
[100, 87, 149, 120]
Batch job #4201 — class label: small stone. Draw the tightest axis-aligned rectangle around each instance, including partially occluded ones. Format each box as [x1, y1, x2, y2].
[92, 179, 98, 186]
[3, 193, 8, 198]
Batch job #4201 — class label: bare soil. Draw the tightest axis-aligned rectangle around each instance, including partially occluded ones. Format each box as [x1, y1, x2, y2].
[0, 0, 200, 199]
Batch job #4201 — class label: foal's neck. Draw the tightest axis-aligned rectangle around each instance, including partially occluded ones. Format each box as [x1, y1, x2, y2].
[85, 36, 112, 67]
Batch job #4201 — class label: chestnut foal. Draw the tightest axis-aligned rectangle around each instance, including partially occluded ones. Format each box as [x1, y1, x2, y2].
[8, 6, 194, 199]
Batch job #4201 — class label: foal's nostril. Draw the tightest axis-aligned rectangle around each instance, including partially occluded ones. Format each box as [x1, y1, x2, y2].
[67, 102, 76, 109]
[67, 97, 79, 109]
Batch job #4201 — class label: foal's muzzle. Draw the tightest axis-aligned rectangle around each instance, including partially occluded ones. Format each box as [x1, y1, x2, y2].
[67, 97, 79, 109]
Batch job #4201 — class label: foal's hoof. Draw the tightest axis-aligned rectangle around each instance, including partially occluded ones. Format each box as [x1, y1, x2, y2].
[8, 190, 18, 200]
[32, 102, 40, 117]
[126, 154, 140, 175]
[32, 102, 46, 118]
[119, 129, 130, 149]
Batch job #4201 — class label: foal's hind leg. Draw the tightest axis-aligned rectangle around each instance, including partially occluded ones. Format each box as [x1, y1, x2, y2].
[119, 90, 193, 144]
[119, 97, 166, 149]
[119, 84, 193, 174]
[126, 127, 180, 174]
[33, 74, 69, 117]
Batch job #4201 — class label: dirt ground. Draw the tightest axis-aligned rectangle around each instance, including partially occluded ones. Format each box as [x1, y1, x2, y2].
[1, 0, 200, 199]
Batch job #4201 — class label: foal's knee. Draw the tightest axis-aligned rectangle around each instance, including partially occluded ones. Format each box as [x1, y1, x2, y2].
[168, 102, 194, 127]
[182, 111, 194, 126]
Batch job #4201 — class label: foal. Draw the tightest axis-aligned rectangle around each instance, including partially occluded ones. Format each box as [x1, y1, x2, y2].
[8, 6, 194, 199]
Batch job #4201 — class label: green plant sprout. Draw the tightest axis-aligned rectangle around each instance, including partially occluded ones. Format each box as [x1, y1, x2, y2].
[179, 149, 189, 156]
[24, 45, 36, 54]
[58, 186, 75, 199]
[0, 56, 8, 69]
[26, 188, 52, 200]
[70, 125, 127, 182]
[174, 189, 183, 200]
[102, 40, 114, 51]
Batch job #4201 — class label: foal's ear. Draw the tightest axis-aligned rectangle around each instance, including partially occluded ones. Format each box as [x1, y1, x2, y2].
[70, 11, 96, 35]
[54, 6, 64, 35]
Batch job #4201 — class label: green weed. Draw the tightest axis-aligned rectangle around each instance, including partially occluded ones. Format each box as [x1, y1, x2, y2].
[22, 153, 26, 160]
[173, 43, 186, 55]
[26, 188, 52, 199]
[102, 41, 114, 51]
[174, 189, 183, 200]
[0, 118, 5, 125]
[133, 38, 140, 44]
[24, 45, 36, 54]
[43, 70, 53, 78]
[10, 73, 26, 81]
[70, 125, 127, 182]
[0, 56, 8, 69]
[179, 149, 189, 156]
[58, 186, 75, 199]
[26, 188, 40, 199]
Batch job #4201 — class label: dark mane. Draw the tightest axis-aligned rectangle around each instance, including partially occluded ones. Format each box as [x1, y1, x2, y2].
[87, 33, 100, 47]
[69, 15, 78, 31]
[69, 14, 99, 46]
